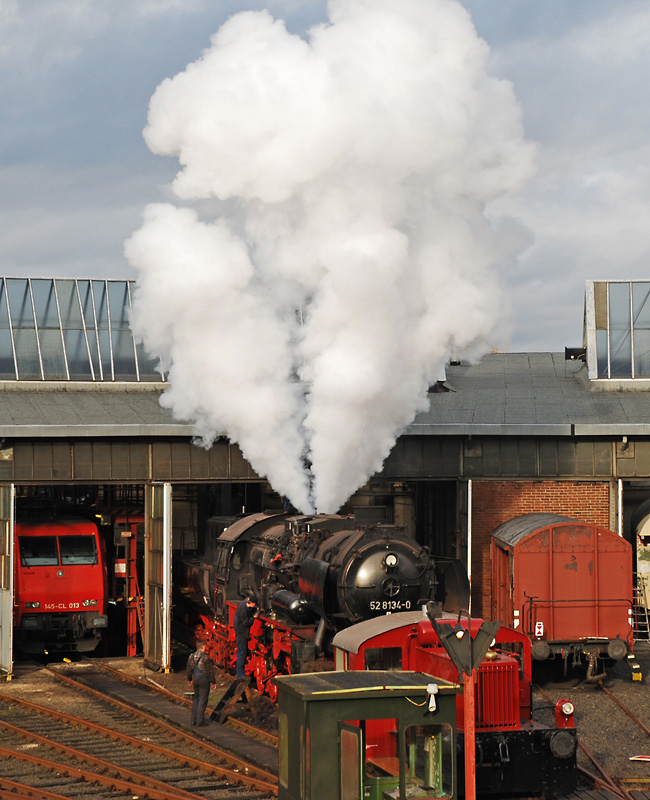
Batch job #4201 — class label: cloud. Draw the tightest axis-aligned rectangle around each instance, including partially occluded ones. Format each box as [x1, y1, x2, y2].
[480, 1, 650, 352]
[0, 0, 211, 68]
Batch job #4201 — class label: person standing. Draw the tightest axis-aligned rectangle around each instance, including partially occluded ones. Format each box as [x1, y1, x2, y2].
[186, 640, 216, 726]
[234, 595, 257, 679]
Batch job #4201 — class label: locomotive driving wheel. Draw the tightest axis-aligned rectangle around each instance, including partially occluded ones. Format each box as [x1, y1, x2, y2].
[266, 668, 279, 703]
[253, 653, 280, 701]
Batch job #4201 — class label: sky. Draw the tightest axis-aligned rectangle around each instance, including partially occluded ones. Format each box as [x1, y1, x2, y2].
[1, 0, 649, 355]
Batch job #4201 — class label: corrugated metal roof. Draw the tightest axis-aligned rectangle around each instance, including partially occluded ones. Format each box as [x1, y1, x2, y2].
[407, 352, 650, 436]
[1, 350, 649, 439]
[0, 383, 190, 437]
[491, 513, 576, 548]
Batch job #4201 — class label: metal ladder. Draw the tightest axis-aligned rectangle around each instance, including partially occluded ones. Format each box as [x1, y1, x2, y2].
[633, 572, 650, 640]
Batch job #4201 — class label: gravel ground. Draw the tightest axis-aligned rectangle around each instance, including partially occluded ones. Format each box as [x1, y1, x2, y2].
[533, 641, 650, 788]
[6, 643, 650, 791]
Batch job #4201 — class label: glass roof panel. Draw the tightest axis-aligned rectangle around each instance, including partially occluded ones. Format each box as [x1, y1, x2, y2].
[7, 279, 34, 329]
[633, 282, 650, 329]
[13, 328, 41, 379]
[0, 330, 15, 379]
[98, 329, 113, 381]
[0, 277, 164, 382]
[39, 329, 67, 380]
[112, 328, 138, 380]
[93, 281, 109, 330]
[586, 279, 650, 380]
[32, 279, 60, 329]
[63, 329, 93, 380]
[136, 341, 162, 380]
[108, 281, 131, 329]
[78, 280, 96, 330]
[57, 280, 84, 328]
[0, 283, 11, 330]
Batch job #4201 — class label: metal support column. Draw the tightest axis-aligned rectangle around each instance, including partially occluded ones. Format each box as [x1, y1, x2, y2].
[144, 483, 172, 673]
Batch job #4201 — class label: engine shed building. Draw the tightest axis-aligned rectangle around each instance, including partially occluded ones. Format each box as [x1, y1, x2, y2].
[1, 276, 650, 675]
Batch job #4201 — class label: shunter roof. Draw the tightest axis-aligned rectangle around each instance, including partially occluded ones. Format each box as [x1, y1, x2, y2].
[274, 669, 456, 699]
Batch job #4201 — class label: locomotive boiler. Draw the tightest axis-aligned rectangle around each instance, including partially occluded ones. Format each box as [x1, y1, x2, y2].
[175, 511, 467, 698]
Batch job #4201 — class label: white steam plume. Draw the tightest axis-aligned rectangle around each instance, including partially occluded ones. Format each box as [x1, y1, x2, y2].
[125, 0, 535, 513]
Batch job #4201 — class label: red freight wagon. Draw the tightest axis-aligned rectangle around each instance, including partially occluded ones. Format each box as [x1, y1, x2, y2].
[491, 513, 633, 676]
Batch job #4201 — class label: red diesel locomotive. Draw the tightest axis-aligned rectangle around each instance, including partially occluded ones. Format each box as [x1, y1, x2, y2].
[332, 610, 577, 798]
[14, 517, 109, 654]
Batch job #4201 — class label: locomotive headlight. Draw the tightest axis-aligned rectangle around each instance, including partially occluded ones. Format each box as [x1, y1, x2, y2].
[82, 599, 98, 607]
[561, 701, 575, 716]
[24, 601, 40, 609]
[384, 553, 399, 568]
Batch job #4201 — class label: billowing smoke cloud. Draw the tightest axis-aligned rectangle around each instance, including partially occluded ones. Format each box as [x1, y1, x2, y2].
[125, 0, 535, 513]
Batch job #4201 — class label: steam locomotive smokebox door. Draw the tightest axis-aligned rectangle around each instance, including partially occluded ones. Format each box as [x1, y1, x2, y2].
[276, 670, 458, 800]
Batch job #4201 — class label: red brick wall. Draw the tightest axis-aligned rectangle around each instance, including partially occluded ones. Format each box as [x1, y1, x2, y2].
[471, 480, 611, 618]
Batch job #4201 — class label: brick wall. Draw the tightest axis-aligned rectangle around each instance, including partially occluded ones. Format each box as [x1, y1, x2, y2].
[470, 479, 611, 618]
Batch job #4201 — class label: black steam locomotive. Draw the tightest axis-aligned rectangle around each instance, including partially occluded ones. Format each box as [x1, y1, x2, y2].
[175, 511, 466, 699]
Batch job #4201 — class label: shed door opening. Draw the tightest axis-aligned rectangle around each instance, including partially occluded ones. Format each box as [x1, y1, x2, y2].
[0, 484, 13, 677]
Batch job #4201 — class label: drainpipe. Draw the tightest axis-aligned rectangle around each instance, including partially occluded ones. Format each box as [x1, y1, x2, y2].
[618, 478, 623, 537]
[467, 479, 472, 615]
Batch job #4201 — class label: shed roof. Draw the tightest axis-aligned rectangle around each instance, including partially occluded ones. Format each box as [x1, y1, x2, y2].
[407, 352, 650, 437]
[2, 351, 650, 440]
[0, 382, 189, 438]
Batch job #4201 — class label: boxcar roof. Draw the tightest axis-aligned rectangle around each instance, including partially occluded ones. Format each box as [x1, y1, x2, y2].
[491, 512, 588, 547]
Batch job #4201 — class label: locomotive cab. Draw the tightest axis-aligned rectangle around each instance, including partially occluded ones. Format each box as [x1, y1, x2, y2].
[277, 670, 458, 800]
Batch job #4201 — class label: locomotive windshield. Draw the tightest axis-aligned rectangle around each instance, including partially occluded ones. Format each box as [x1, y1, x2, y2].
[19, 535, 98, 566]
[19, 536, 58, 566]
[59, 536, 98, 565]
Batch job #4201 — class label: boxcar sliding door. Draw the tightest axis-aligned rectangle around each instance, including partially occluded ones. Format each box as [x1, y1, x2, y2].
[0, 485, 14, 677]
[144, 482, 172, 672]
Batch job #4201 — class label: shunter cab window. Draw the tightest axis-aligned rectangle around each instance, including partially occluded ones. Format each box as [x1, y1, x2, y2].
[19, 535, 97, 567]
[364, 647, 403, 671]
[341, 718, 454, 800]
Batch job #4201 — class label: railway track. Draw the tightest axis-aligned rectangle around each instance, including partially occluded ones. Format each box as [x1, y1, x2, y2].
[0, 660, 278, 799]
[95, 657, 279, 746]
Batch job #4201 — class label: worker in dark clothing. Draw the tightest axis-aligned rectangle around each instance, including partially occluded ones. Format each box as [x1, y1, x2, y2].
[186, 640, 216, 726]
[234, 595, 257, 679]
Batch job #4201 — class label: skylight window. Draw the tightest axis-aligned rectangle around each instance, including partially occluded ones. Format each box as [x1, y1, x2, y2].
[0, 278, 163, 382]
